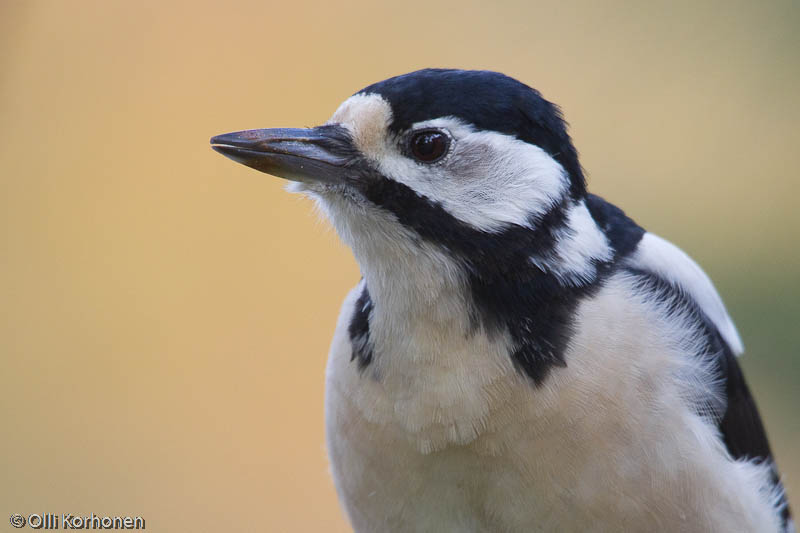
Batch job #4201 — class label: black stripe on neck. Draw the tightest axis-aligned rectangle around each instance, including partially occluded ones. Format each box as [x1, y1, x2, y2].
[348, 179, 647, 385]
[348, 283, 373, 370]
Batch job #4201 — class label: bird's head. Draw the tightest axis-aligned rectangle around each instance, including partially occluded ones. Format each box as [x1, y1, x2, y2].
[212, 69, 591, 288]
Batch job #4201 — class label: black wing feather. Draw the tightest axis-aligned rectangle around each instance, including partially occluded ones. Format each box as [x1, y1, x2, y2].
[586, 194, 791, 528]
[638, 269, 791, 528]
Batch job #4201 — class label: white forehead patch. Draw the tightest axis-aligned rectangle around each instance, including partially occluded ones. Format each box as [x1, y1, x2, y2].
[327, 93, 393, 158]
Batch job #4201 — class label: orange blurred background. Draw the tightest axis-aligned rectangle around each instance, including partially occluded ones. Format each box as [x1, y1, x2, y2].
[1, 1, 797, 531]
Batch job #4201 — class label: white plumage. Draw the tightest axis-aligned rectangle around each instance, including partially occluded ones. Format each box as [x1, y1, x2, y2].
[629, 232, 745, 355]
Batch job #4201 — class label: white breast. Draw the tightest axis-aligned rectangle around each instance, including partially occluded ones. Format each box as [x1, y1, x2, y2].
[324, 275, 781, 532]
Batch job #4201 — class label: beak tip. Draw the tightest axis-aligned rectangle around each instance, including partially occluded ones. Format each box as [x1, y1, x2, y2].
[209, 126, 353, 184]
[210, 133, 233, 147]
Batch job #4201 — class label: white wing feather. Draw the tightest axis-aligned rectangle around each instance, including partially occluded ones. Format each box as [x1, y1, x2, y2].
[627, 232, 745, 355]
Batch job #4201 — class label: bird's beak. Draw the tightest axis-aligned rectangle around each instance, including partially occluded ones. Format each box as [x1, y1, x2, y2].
[210, 125, 354, 184]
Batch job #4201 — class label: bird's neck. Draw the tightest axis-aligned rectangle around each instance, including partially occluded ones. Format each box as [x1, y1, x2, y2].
[358, 236, 470, 326]
[319, 191, 473, 323]
[329, 196, 614, 328]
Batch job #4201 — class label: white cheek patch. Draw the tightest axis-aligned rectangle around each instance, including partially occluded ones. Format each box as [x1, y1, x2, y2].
[375, 118, 570, 233]
[327, 93, 393, 159]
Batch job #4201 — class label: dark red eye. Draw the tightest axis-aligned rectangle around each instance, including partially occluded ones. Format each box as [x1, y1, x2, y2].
[409, 130, 449, 162]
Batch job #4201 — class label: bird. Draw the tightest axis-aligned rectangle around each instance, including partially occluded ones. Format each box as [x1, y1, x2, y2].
[211, 69, 793, 532]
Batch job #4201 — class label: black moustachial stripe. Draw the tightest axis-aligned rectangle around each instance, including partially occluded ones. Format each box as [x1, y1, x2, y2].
[624, 268, 792, 529]
[348, 168, 645, 384]
[358, 69, 587, 200]
[348, 283, 373, 370]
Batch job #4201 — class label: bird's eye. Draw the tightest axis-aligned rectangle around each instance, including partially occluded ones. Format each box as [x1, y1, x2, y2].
[409, 130, 450, 163]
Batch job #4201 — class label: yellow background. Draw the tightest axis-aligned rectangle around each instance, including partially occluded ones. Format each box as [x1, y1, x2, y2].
[1, 1, 797, 530]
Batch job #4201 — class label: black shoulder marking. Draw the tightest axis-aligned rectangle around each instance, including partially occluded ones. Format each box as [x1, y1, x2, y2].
[469, 263, 606, 385]
[625, 267, 791, 527]
[358, 69, 586, 199]
[348, 283, 374, 370]
[585, 193, 645, 259]
[359, 175, 571, 276]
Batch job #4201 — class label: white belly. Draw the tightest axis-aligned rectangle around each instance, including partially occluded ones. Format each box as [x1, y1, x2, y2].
[324, 280, 782, 532]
